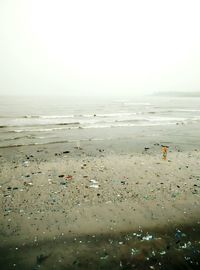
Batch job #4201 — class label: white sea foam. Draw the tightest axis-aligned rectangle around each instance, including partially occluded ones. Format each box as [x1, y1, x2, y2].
[40, 115, 74, 119]
[172, 109, 200, 112]
[13, 126, 79, 133]
[123, 102, 152, 106]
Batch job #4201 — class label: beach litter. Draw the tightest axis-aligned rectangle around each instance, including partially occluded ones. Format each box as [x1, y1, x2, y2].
[180, 242, 192, 249]
[142, 234, 153, 241]
[100, 253, 109, 260]
[48, 179, 52, 184]
[32, 253, 51, 269]
[89, 184, 99, 189]
[90, 179, 98, 184]
[131, 248, 140, 255]
[89, 179, 99, 188]
[23, 161, 29, 167]
[60, 181, 67, 186]
[65, 175, 73, 180]
[24, 182, 33, 187]
[175, 229, 186, 240]
[63, 151, 70, 154]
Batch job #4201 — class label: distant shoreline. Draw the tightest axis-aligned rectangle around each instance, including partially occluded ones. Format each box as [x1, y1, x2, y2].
[153, 91, 200, 97]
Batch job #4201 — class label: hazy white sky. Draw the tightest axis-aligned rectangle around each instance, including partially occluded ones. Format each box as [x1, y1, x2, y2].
[0, 0, 200, 96]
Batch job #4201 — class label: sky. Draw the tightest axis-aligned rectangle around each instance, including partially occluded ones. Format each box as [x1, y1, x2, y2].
[0, 0, 200, 97]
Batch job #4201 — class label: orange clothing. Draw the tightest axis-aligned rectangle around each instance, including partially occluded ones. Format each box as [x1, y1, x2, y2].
[162, 146, 168, 160]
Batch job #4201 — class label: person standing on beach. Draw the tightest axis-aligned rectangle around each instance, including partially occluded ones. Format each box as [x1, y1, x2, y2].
[162, 146, 168, 160]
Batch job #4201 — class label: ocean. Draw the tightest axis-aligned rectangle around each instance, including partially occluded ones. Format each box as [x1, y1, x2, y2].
[0, 95, 200, 147]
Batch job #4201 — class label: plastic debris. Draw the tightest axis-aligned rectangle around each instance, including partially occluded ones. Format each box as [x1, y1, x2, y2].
[89, 179, 99, 188]
[142, 234, 153, 241]
[65, 175, 73, 180]
[89, 184, 99, 189]
[23, 161, 29, 167]
[90, 179, 98, 184]
[175, 229, 186, 240]
[100, 254, 109, 260]
[131, 248, 140, 255]
[24, 182, 33, 187]
[181, 241, 191, 249]
[60, 181, 67, 186]
[133, 233, 142, 237]
[36, 254, 50, 264]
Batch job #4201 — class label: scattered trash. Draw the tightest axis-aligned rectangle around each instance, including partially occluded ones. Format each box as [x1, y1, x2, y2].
[131, 248, 140, 255]
[180, 242, 192, 249]
[142, 234, 153, 241]
[90, 179, 98, 184]
[2, 141, 200, 270]
[100, 252, 109, 260]
[175, 230, 186, 240]
[36, 254, 50, 264]
[60, 181, 67, 186]
[24, 182, 33, 187]
[65, 175, 73, 180]
[89, 184, 99, 189]
[23, 161, 29, 167]
[48, 179, 52, 184]
[89, 179, 99, 188]
[133, 233, 142, 237]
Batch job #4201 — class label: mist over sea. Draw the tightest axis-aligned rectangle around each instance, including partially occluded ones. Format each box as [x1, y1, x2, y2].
[0, 95, 200, 147]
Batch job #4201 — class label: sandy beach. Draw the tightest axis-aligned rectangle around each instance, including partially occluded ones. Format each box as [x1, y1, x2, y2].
[1, 136, 200, 269]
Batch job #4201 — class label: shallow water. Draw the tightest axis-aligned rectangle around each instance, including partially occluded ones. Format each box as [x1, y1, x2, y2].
[1, 96, 200, 147]
[1, 223, 200, 270]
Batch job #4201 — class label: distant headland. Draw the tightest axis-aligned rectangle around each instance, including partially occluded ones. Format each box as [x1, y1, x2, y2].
[153, 91, 200, 97]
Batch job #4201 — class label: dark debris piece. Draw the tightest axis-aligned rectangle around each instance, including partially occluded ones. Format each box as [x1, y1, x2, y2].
[36, 254, 50, 264]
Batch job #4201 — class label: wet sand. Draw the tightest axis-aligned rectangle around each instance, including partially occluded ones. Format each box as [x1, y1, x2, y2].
[1, 223, 200, 270]
[0, 139, 200, 269]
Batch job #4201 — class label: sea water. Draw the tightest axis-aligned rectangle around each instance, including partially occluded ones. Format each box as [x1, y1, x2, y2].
[0, 95, 200, 147]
